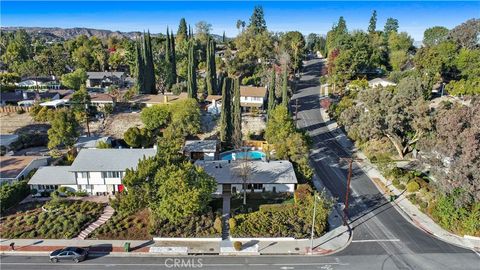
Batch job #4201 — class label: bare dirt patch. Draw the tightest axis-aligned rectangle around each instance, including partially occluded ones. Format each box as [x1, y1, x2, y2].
[89, 112, 143, 139]
[0, 112, 47, 134]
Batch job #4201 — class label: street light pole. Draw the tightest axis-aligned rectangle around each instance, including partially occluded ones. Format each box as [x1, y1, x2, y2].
[344, 159, 353, 225]
[310, 192, 318, 255]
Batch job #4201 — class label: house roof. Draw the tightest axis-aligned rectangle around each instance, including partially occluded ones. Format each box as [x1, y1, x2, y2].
[204, 95, 223, 102]
[0, 91, 58, 103]
[0, 134, 19, 147]
[90, 93, 114, 103]
[70, 148, 157, 172]
[132, 93, 188, 104]
[74, 136, 112, 149]
[368, 78, 396, 86]
[0, 156, 40, 179]
[183, 140, 218, 153]
[195, 160, 298, 185]
[240, 86, 267, 98]
[28, 166, 76, 185]
[86, 71, 125, 80]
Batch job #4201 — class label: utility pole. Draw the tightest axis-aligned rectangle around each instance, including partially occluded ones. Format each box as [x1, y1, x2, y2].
[295, 98, 298, 123]
[85, 103, 90, 137]
[310, 192, 318, 255]
[340, 157, 362, 225]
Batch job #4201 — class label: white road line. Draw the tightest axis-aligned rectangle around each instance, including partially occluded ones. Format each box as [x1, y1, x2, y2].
[472, 248, 480, 258]
[351, 239, 400, 243]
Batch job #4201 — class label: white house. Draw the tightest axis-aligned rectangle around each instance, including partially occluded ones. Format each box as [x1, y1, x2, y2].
[240, 86, 267, 111]
[368, 78, 397, 88]
[28, 166, 77, 193]
[195, 160, 298, 195]
[0, 156, 49, 185]
[28, 148, 157, 195]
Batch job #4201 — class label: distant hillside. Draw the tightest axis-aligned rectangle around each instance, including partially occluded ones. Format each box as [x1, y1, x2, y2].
[1, 26, 148, 41]
[1, 26, 227, 42]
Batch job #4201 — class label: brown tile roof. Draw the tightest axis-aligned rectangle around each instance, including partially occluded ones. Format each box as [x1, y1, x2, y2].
[0, 156, 38, 179]
[90, 93, 114, 103]
[240, 86, 267, 98]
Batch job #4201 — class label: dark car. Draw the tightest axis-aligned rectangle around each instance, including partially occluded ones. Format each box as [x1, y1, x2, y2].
[49, 247, 88, 263]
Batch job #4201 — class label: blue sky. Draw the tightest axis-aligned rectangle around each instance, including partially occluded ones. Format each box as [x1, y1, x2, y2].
[1, 1, 479, 41]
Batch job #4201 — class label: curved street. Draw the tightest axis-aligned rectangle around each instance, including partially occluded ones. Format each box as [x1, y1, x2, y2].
[292, 58, 479, 269]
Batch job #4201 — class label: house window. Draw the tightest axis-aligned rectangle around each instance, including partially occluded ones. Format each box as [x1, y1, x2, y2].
[77, 172, 89, 178]
[247, 184, 263, 190]
[102, 171, 121, 178]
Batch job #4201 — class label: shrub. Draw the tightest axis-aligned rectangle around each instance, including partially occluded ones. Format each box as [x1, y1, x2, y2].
[213, 217, 222, 233]
[294, 184, 312, 204]
[233, 241, 242, 251]
[398, 184, 405, 190]
[0, 181, 31, 213]
[406, 181, 420, 193]
[228, 218, 237, 231]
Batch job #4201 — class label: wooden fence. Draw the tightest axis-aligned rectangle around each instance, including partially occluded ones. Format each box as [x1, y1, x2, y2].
[0, 106, 32, 113]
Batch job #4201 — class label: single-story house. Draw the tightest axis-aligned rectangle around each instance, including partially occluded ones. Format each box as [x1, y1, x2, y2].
[183, 140, 219, 161]
[15, 76, 60, 89]
[28, 148, 157, 195]
[240, 86, 267, 111]
[368, 78, 397, 88]
[86, 71, 126, 88]
[195, 159, 298, 195]
[0, 156, 49, 184]
[0, 90, 59, 106]
[63, 92, 115, 109]
[74, 136, 113, 150]
[28, 166, 76, 193]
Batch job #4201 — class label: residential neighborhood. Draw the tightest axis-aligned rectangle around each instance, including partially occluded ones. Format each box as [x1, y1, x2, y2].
[0, 1, 479, 270]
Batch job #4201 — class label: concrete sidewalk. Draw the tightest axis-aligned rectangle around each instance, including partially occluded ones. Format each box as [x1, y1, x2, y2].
[319, 107, 480, 250]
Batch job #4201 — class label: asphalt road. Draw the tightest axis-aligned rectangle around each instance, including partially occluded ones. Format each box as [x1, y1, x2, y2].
[292, 58, 479, 269]
[1, 59, 478, 270]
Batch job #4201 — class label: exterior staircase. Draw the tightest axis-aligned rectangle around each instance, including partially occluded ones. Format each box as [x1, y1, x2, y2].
[74, 205, 115, 240]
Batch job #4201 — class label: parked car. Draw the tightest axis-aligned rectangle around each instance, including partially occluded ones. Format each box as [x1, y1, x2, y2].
[49, 247, 88, 263]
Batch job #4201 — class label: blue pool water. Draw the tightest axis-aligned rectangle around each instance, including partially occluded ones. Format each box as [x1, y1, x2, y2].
[221, 151, 266, 161]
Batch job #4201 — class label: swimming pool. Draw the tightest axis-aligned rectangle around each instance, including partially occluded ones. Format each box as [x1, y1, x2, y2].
[221, 150, 266, 161]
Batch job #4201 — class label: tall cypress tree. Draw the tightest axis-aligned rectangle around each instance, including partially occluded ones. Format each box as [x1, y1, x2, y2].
[206, 36, 217, 95]
[268, 68, 276, 116]
[165, 28, 173, 89]
[282, 66, 288, 107]
[220, 77, 232, 143]
[232, 77, 242, 148]
[222, 31, 226, 43]
[170, 31, 177, 83]
[144, 31, 156, 94]
[187, 40, 197, 99]
[135, 38, 145, 94]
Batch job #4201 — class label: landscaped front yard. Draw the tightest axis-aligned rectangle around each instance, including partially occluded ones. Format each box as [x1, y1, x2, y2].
[91, 208, 221, 239]
[0, 200, 104, 239]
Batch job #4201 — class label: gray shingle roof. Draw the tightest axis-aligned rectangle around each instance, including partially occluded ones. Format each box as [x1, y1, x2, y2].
[70, 148, 157, 172]
[28, 166, 76, 185]
[183, 140, 218, 153]
[86, 71, 125, 80]
[195, 160, 298, 184]
[74, 136, 112, 149]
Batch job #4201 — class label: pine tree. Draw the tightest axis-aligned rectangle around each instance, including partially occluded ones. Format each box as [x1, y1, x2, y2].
[187, 40, 197, 99]
[206, 36, 217, 95]
[268, 68, 276, 116]
[222, 31, 226, 43]
[177, 18, 188, 43]
[220, 77, 232, 143]
[282, 66, 288, 107]
[232, 77, 242, 148]
[368, 10, 377, 34]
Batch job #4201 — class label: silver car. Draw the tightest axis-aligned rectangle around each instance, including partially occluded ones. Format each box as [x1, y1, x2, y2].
[49, 247, 88, 263]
